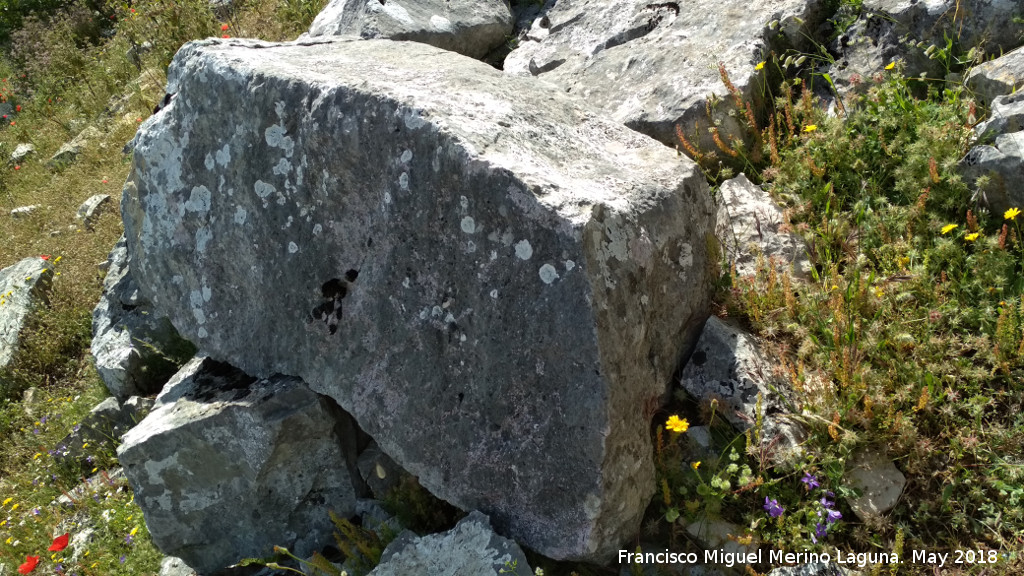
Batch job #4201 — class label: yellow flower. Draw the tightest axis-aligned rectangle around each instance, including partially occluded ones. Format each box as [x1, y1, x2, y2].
[10, 503, 18, 511]
[1006, 207, 1021, 221]
[965, 233, 979, 242]
[130, 526, 139, 536]
[54, 256, 61, 263]
[755, 61, 765, 71]
[665, 415, 689, 433]
[2, 497, 12, 506]
[691, 461, 701, 470]
[803, 124, 817, 132]
[941, 224, 958, 234]
[885, 61, 896, 70]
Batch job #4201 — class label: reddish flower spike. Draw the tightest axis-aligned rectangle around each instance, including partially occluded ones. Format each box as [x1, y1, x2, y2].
[48, 532, 69, 551]
[17, 555, 39, 574]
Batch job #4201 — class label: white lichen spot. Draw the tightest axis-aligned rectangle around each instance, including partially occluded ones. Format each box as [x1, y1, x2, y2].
[432, 146, 442, 172]
[272, 157, 291, 176]
[459, 333, 467, 342]
[460, 196, 469, 210]
[189, 290, 204, 309]
[400, 149, 413, 163]
[197, 327, 208, 339]
[384, 191, 392, 204]
[204, 153, 215, 170]
[444, 312, 456, 324]
[288, 241, 299, 254]
[254, 180, 275, 199]
[419, 308, 429, 320]
[399, 172, 409, 191]
[490, 289, 498, 299]
[215, 144, 231, 166]
[539, 263, 559, 284]
[501, 231, 514, 246]
[430, 14, 453, 31]
[184, 186, 211, 213]
[264, 124, 294, 158]
[202, 285, 211, 302]
[312, 223, 323, 235]
[678, 242, 694, 267]
[490, 250, 497, 261]
[403, 110, 426, 130]
[191, 307, 206, 325]
[402, 277, 411, 288]
[514, 239, 533, 260]
[460, 216, 476, 234]
[195, 226, 212, 253]
[565, 260, 576, 271]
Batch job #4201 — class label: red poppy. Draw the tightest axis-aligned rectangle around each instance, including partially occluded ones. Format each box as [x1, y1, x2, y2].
[40, 255, 50, 261]
[221, 23, 229, 31]
[15, 105, 20, 112]
[222, 34, 230, 38]
[17, 555, 39, 574]
[48, 532, 69, 551]
[14, 165, 20, 170]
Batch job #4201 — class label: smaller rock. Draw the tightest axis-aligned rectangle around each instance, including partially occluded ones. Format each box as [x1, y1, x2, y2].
[48, 126, 102, 168]
[716, 174, 811, 278]
[75, 194, 111, 230]
[55, 468, 127, 508]
[845, 449, 906, 520]
[0, 257, 54, 373]
[370, 511, 531, 576]
[959, 130, 1024, 213]
[975, 92, 1024, 141]
[159, 557, 197, 576]
[10, 143, 34, 163]
[53, 397, 153, 473]
[10, 205, 40, 218]
[766, 564, 850, 576]
[358, 442, 409, 500]
[679, 317, 804, 465]
[685, 518, 757, 558]
[966, 45, 1024, 107]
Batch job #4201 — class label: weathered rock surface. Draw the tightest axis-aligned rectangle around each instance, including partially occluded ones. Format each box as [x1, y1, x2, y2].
[123, 37, 715, 561]
[975, 91, 1024, 141]
[9, 205, 40, 218]
[49, 126, 102, 168]
[91, 236, 195, 399]
[686, 518, 757, 558]
[0, 257, 53, 373]
[766, 564, 850, 576]
[504, 0, 827, 148]
[959, 130, 1024, 212]
[678, 316, 803, 463]
[10, 143, 34, 163]
[159, 557, 197, 576]
[308, 0, 512, 59]
[76, 194, 111, 230]
[54, 396, 153, 473]
[118, 359, 359, 574]
[966, 45, 1024, 107]
[716, 174, 811, 277]
[358, 442, 410, 500]
[845, 448, 905, 520]
[369, 511, 531, 576]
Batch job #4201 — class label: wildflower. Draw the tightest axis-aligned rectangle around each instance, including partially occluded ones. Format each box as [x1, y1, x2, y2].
[964, 233, 979, 242]
[691, 461, 701, 471]
[763, 497, 784, 517]
[2, 498, 12, 506]
[49, 533, 69, 552]
[803, 124, 817, 132]
[811, 522, 828, 543]
[14, 165, 19, 170]
[755, 61, 765, 71]
[825, 508, 842, 524]
[665, 415, 689, 433]
[130, 525, 139, 537]
[801, 472, 819, 490]
[221, 23, 229, 31]
[820, 496, 835, 508]
[17, 555, 39, 574]
[941, 224, 957, 234]
[1006, 207, 1021, 221]
[885, 61, 896, 70]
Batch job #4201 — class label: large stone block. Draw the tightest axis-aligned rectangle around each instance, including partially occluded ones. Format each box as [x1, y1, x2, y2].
[504, 0, 827, 149]
[123, 37, 715, 561]
[308, 0, 513, 59]
[117, 358, 359, 573]
[0, 257, 53, 373]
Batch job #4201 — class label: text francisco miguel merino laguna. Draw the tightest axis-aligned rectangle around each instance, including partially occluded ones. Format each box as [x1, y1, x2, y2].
[619, 549, 908, 569]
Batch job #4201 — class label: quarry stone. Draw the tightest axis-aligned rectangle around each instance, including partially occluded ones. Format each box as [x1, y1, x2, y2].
[0, 257, 53, 373]
[369, 511, 531, 576]
[10, 143, 34, 164]
[91, 236, 196, 399]
[308, 0, 512, 59]
[76, 194, 112, 230]
[117, 359, 359, 574]
[845, 448, 906, 520]
[122, 37, 715, 562]
[504, 0, 828, 149]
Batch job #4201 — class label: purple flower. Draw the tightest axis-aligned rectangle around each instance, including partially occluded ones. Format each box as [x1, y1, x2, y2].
[826, 508, 842, 524]
[125, 534, 134, 545]
[820, 496, 835, 509]
[801, 472, 819, 491]
[763, 497, 784, 518]
[40, 416, 47, 424]
[811, 522, 828, 543]
[120, 555, 126, 564]
[32, 428, 39, 435]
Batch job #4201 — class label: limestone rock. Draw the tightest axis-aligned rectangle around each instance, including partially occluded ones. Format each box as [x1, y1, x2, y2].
[159, 557, 197, 576]
[716, 174, 811, 278]
[685, 518, 757, 558]
[959, 130, 1024, 212]
[76, 194, 112, 230]
[91, 236, 196, 400]
[53, 397, 153, 474]
[845, 448, 905, 520]
[9, 205, 40, 218]
[123, 38, 715, 561]
[0, 257, 54, 373]
[967, 45, 1024, 107]
[504, 0, 828, 148]
[308, 0, 513, 59]
[369, 511, 531, 576]
[678, 317, 804, 464]
[117, 360, 359, 574]
[49, 126, 102, 168]
[766, 564, 850, 576]
[10, 143, 34, 164]
[975, 91, 1024, 141]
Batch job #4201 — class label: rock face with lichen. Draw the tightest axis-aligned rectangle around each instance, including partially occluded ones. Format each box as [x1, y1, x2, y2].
[122, 37, 715, 562]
